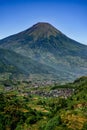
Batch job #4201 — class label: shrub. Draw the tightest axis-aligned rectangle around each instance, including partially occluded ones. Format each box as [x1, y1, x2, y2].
[45, 115, 61, 130]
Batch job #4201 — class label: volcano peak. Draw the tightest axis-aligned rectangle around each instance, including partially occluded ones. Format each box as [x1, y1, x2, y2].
[25, 22, 62, 39]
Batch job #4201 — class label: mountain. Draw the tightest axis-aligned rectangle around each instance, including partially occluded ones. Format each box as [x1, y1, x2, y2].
[0, 22, 87, 82]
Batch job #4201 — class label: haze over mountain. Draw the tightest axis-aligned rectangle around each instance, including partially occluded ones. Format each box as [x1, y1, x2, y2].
[0, 22, 87, 82]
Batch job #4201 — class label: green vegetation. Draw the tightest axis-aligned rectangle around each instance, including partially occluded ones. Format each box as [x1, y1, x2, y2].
[0, 76, 87, 130]
[0, 48, 61, 81]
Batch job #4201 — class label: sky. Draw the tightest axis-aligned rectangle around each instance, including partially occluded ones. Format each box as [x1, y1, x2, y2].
[0, 0, 87, 45]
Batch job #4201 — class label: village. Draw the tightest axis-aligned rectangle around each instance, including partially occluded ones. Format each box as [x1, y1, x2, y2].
[27, 88, 75, 98]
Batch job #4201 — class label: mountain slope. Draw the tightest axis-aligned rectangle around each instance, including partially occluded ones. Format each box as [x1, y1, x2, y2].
[0, 22, 87, 82]
[0, 48, 62, 81]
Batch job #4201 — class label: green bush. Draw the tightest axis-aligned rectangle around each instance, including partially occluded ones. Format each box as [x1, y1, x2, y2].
[45, 115, 61, 130]
[26, 116, 37, 124]
[82, 122, 87, 130]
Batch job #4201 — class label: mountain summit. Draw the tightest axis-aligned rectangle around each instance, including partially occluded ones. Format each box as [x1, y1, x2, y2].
[0, 22, 87, 82]
[25, 22, 62, 39]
